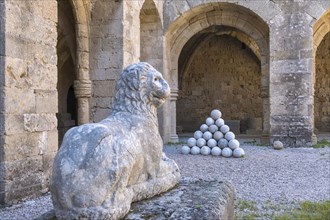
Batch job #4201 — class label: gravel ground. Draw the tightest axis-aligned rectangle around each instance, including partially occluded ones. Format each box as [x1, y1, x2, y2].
[0, 144, 329, 219]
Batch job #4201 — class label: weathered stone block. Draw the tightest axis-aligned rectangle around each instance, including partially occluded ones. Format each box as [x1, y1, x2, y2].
[92, 80, 116, 97]
[3, 132, 41, 161]
[24, 113, 57, 132]
[46, 130, 58, 154]
[4, 156, 43, 182]
[28, 62, 57, 90]
[3, 184, 43, 205]
[4, 114, 25, 135]
[4, 87, 35, 114]
[94, 97, 113, 109]
[125, 179, 235, 220]
[34, 89, 57, 114]
[4, 57, 30, 88]
[41, 152, 57, 193]
[3, 172, 43, 193]
[288, 126, 313, 137]
[271, 59, 312, 74]
[42, 0, 57, 23]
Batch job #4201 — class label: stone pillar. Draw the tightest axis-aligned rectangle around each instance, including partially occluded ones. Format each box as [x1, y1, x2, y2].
[0, 0, 58, 204]
[260, 67, 270, 144]
[169, 89, 179, 143]
[269, 4, 316, 147]
[74, 79, 92, 125]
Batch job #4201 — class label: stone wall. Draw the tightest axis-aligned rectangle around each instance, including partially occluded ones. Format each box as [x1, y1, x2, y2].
[177, 35, 262, 132]
[315, 32, 330, 132]
[0, 0, 58, 204]
[89, 0, 125, 122]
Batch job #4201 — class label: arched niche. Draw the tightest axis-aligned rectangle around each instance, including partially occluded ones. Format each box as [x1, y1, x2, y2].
[313, 9, 330, 134]
[164, 2, 270, 142]
[140, 0, 168, 138]
[57, 0, 91, 145]
[69, 0, 92, 125]
[177, 26, 262, 135]
[57, 0, 77, 145]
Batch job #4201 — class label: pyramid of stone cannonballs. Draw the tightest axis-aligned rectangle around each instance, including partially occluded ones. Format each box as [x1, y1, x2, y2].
[181, 109, 245, 158]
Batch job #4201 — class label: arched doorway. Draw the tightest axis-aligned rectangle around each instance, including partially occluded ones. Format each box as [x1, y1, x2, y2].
[57, 0, 78, 145]
[177, 26, 262, 135]
[140, 0, 167, 137]
[313, 9, 330, 136]
[164, 2, 270, 143]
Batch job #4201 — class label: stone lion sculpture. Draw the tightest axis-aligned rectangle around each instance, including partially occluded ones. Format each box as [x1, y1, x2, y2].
[50, 62, 180, 219]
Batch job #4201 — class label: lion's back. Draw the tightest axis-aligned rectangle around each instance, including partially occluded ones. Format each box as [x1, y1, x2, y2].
[55, 123, 111, 168]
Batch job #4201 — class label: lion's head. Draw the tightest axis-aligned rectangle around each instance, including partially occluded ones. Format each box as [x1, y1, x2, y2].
[111, 62, 170, 117]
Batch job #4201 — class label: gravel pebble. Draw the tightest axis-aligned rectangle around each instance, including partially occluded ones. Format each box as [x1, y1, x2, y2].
[166, 145, 330, 203]
[0, 144, 329, 219]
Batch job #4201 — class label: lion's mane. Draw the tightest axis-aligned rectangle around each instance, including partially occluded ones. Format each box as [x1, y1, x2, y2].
[111, 62, 158, 119]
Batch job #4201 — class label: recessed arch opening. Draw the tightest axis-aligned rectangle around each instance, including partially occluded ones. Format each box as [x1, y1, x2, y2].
[57, 0, 78, 146]
[165, 2, 270, 140]
[177, 26, 262, 134]
[140, 0, 166, 137]
[313, 9, 330, 135]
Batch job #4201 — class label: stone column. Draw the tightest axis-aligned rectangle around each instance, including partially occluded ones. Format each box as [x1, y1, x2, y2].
[74, 79, 92, 125]
[269, 4, 316, 147]
[260, 63, 270, 144]
[169, 89, 179, 143]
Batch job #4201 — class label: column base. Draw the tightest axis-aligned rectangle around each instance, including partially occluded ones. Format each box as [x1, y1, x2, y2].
[169, 134, 179, 143]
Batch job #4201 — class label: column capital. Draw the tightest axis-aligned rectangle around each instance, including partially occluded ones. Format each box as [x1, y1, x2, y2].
[74, 79, 92, 98]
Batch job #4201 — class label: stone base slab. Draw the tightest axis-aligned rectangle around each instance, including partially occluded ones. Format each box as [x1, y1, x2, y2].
[37, 179, 235, 220]
[125, 178, 235, 220]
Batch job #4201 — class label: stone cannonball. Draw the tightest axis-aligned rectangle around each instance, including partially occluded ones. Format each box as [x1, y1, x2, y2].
[211, 147, 222, 156]
[208, 124, 218, 133]
[213, 131, 224, 141]
[207, 139, 217, 148]
[233, 148, 245, 158]
[210, 109, 222, 120]
[218, 138, 228, 149]
[225, 132, 235, 141]
[200, 124, 209, 132]
[228, 139, 240, 150]
[205, 117, 215, 126]
[220, 125, 230, 134]
[187, 137, 197, 147]
[222, 147, 233, 158]
[200, 146, 211, 155]
[191, 146, 201, 155]
[194, 130, 203, 139]
[273, 140, 284, 150]
[215, 118, 225, 127]
[203, 131, 212, 140]
[181, 146, 190, 155]
[197, 138, 206, 147]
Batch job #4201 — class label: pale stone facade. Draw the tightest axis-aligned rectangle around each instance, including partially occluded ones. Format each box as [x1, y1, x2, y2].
[0, 0, 329, 204]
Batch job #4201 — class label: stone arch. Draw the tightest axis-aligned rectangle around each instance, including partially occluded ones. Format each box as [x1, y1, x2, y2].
[164, 2, 270, 142]
[140, 0, 163, 70]
[68, 0, 91, 125]
[313, 9, 330, 134]
[57, 0, 91, 144]
[57, 0, 77, 144]
[139, 0, 167, 137]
